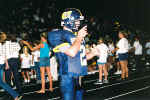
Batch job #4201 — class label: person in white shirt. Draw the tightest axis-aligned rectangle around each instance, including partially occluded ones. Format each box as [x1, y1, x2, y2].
[0, 32, 21, 100]
[32, 40, 41, 82]
[133, 37, 142, 71]
[95, 38, 109, 84]
[30, 50, 36, 79]
[50, 54, 58, 81]
[20, 46, 32, 83]
[107, 40, 115, 71]
[31, 50, 40, 79]
[116, 30, 129, 80]
[145, 39, 150, 65]
[114, 41, 122, 75]
[4, 34, 22, 95]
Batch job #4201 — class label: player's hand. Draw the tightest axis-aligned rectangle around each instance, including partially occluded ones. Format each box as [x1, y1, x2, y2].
[77, 26, 88, 39]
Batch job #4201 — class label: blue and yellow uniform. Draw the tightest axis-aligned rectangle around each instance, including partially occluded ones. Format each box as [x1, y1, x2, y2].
[48, 29, 87, 77]
[48, 29, 87, 100]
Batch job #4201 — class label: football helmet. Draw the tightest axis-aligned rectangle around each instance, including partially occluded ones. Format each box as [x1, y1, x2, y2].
[61, 8, 84, 31]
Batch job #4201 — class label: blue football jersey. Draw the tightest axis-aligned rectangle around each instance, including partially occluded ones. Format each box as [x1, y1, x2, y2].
[48, 29, 87, 77]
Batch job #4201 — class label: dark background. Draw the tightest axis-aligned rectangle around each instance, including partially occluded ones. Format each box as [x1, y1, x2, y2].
[56, 0, 150, 33]
[0, 0, 149, 33]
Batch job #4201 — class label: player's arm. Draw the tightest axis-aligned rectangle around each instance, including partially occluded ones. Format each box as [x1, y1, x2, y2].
[64, 26, 88, 57]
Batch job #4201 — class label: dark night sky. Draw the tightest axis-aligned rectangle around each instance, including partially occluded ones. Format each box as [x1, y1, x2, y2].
[56, 0, 150, 33]
[0, 0, 150, 33]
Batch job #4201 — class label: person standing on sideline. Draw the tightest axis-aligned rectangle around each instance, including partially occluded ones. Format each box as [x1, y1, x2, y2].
[133, 36, 143, 71]
[32, 40, 41, 82]
[22, 32, 53, 93]
[116, 30, 129, 80]
[145, 39, 150, 65]
[0, 32, 22, 100]
[20, 46, 32, 83]
[94, 38, 109, 85]
[4, 34, 22, 95]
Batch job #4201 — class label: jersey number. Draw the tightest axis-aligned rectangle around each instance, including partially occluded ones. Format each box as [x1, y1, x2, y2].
[80, 44, 87, 66]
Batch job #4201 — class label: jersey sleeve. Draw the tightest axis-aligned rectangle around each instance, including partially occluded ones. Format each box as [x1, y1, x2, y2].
[48, 30, 75, 53]
[59, 43, 70, 53]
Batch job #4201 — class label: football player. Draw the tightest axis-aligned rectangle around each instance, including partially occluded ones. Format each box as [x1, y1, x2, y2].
[48, 8, 95, 100]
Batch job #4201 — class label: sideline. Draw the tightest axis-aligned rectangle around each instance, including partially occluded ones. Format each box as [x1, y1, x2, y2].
[104, 85, 150, 100]
[48, 75, 150, 100]
[86, 75, 150, 92]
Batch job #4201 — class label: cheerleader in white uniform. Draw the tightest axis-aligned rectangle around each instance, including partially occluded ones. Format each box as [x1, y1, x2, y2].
[95, 38, 109, 84]
[20, 46, 32, 83]
[116, 30, 129, 80]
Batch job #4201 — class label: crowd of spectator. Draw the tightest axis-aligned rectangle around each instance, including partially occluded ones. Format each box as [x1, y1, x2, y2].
[0, 1, 150, 100]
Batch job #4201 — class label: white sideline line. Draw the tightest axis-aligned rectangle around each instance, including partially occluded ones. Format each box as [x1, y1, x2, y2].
[48, 77, 150, 100]
[22, 74, 119, 94]
[23, 87, 59, 95]
[23, 75, 150, 95]
[104, 85, 150, 100]
[47, 75, 150, 100]
[86, 75, 150, 92]
[84, 70, 137, 84]
[22, 75, 150, 100]
[84, 75, 119, 84]
[48, 97, 61, 100]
